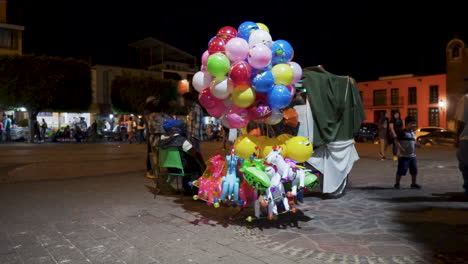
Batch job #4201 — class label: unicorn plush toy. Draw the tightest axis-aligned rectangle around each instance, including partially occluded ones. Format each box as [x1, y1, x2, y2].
[219, 149, 240, 203]
[265, 146, 305, 197]
[262, 165, 290, 219]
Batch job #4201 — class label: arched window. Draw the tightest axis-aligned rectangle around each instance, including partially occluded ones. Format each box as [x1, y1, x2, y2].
[452, 44, 461, 58]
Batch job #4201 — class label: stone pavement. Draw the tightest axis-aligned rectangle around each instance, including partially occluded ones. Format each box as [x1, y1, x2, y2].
[0, 141, 467, 263]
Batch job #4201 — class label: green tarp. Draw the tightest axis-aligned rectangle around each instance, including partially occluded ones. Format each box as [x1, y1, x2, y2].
[303, 66, 366, 146]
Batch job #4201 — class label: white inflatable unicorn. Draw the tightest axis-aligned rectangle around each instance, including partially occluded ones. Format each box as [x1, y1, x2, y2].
[264, 165, 290, 218]
[265, 147, 305, 197]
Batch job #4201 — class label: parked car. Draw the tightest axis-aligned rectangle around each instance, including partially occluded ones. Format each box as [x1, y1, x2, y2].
[415, 126, 446, 140]
[417, 130, 457, 147]
[354, 122, 378, 142]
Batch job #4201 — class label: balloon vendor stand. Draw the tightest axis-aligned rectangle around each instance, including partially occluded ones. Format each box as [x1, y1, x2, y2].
[190, 21, 319, 221]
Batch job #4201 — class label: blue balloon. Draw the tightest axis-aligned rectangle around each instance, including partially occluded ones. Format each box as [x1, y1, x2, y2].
[252, 71, 275, 93]
[238, 21, 259, 41]
[268, 84, 291, 109]
[270, 40, 294, 65]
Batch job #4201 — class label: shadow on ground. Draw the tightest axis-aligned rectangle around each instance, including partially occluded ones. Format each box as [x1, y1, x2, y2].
[360, 187, 468, 263]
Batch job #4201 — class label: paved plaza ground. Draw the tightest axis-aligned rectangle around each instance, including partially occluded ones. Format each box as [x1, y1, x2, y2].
[0, 141, 467, 264]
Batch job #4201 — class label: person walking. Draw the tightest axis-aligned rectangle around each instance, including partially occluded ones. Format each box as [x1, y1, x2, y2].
[183, 93, 204, 153]
[0, 119, 3, 143]
[455, 91, 468, 196]
[40, 118, 48, 142]
[378, 111, 389, 160]
[389, 111, 404, 161]
[137, 117, 146, 144]
[144, 96, 166, 179]
[4, 115, 12, 142]
[394, 116, 421, 189]
[126, 116, 136, 144]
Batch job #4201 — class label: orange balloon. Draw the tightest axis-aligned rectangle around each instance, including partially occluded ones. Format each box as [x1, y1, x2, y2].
[283, 108, 298, 128]
[177, 80, 189, 94]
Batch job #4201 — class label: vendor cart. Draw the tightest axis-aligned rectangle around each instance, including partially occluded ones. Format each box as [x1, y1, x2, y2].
[297, 66, 366, 198]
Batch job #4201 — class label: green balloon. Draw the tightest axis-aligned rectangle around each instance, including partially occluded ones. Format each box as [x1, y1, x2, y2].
[207, 53, 230, 78]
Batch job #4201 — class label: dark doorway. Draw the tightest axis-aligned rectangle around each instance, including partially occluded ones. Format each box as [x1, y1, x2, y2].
[374, 110, 387, 123]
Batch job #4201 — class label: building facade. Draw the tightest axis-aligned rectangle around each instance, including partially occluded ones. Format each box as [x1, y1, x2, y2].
[358, 74, 447, 128]
[358, 36, 468, 129]
[0, 0, 23, 55]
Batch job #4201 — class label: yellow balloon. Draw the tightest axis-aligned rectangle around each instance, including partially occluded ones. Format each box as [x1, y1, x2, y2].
[285, 136, 313, 163]
[234, 135, 260, 160]
[276, 133, 293, 143]
[256, 22, 269, 32]
[260, 137, 280, 158]
[231, 87, 256, 108]
[271, 64, 294, 85]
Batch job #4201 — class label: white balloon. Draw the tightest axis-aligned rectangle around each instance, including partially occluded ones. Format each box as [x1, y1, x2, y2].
[265, 109, 283, 125]
[248, 29, 272, 48]
[210, 78, 232, 99]
[192, 71, 212, 92]
[288, 61, 303, 84]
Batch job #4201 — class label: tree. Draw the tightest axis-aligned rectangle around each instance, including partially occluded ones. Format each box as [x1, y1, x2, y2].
[111, 74, 178, 114]
[0, 55, 92, 142]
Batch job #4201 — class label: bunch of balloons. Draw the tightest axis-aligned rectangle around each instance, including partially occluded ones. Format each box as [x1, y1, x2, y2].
[192, 21, 303, 129]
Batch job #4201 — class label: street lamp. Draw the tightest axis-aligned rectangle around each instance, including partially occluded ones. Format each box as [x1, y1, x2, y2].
[438, 99, 446, 108]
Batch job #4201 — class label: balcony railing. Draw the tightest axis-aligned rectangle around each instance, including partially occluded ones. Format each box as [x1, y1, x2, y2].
[362, 96, 405, 108]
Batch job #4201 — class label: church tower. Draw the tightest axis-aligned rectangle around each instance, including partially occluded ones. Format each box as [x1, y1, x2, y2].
[446, 36, 468, 129]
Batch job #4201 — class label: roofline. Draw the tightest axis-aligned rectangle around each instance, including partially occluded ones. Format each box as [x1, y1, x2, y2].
[357, 73, 447, 84]
[0, 23, 25, 31]
[128, 37, 196, 60]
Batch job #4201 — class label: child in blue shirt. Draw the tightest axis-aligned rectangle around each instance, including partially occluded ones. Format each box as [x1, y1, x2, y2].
[394, 116, 421, 189]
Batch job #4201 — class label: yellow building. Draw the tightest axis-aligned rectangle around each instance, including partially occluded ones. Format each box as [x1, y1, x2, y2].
[0, 0, 23, 55]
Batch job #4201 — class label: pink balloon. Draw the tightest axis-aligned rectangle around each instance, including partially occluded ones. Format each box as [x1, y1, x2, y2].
[206, 102, 227, 118]
[225, 38, 249, 63]
[201, 50, 210, 67]
[288, 61, 303, 84]
[248, 44, 272, 69]
[226, 106, 250, 128]
[220, 114, 232, 129]
[199, 88, 222, 109]
[287, 84, 296, 98]
[238, 181, 256, 207]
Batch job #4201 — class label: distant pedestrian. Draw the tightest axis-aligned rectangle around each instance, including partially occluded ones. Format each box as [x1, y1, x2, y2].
[137, 117, 146, 144]
[126, 116, 136, 143]
[394, 116, 421, 189]
[222, 126, 229, 150]
[144, 96, 166, 179]
[4, 115, 11, 142]
[40, 118, 47, 142]
[455, 92, 468, 196]
[389, 111, 404, 161]
[0, 120, 3, 142]
[33, 119, 40, 142]
[378, 112, 389, 160]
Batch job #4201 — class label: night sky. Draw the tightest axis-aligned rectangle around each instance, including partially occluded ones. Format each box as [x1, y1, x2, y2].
[9, 0, 467, 82]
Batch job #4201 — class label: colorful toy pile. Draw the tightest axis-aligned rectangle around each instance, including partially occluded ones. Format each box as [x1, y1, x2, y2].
[192, 21, 303, 128]
[193, 134, 318, 221]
